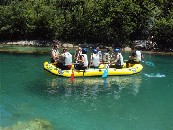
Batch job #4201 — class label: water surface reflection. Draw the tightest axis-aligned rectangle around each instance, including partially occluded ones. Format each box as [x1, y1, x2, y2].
[46, 74, 142, 100]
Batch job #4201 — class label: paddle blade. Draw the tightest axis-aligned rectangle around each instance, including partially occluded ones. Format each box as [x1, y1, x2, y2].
[70, 70, 75, 81]
[103, 78, 108, 88]
[102, 69, 108, 78]
[146, 61, 155, 67]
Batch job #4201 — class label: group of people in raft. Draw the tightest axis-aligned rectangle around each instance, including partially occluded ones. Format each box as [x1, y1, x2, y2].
[50, 44, 144, 70]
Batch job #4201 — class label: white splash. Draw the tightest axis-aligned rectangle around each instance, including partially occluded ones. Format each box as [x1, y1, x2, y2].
[144, 73, 166, 78]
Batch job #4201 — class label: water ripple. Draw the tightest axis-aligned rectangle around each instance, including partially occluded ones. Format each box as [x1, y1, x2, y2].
[144, 73, 166, 78]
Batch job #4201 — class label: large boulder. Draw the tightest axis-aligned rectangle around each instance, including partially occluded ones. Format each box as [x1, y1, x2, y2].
[124, 47, 132, 52]
[62, 43, 73, 48]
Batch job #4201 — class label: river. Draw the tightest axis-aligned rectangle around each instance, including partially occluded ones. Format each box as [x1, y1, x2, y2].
[0, 51, 173, 130]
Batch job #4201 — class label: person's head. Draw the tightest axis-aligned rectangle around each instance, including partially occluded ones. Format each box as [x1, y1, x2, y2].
[92, 49, 98, 54]
[96, 47, 100, 51]
[114, 48, 120, 53]
[78, 47, 82, 51]
[135, 46, 139, 50]
[82, 48, 87, 54]
[53, 44, 59, 49]
[107, 48, 111, 52]
[63, 48, 67, 53]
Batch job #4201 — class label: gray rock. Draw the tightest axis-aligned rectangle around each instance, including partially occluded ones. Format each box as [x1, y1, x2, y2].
[124, 47, 132, 52]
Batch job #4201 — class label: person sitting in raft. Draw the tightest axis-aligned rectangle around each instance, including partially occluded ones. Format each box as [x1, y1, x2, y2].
[89, 49, 100, 68]
[96, 47, 102, 62]
[103, 48, 112, 64]
[126, 46, 144, 68]
[74, 46, 82, 63]
[50, 44, 60, 64]
[110, 48, 124, 69]
[57, 48, 72, 70]
[75, 48, 88, 70]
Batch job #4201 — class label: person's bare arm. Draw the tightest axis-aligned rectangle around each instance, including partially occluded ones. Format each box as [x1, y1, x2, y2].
[89, 54, 93, 67]
[52, 51, 58, 60]
[81, 55, 85, 63]
[111, 55, 119, 64]
[141, 54, 144, 59]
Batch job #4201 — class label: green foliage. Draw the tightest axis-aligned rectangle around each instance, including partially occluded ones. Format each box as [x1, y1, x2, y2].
[0, 0, 172, 49]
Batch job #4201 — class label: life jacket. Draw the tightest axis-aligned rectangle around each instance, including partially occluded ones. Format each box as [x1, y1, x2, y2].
[51, 49, 59, 62]
[92, 53, 100, 67]
[81, 54, 88, 67]
[64, 52, 72, 66]
[52, 48, 59, 56]
[135, 50, 142, 62]
[98, 51, 102, 62]
[116, 53, 124, 66]
[103, 52, 110, 63]
[75, 50, 82, 61]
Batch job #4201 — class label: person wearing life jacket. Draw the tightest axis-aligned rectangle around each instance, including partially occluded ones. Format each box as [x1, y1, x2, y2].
[126, 46, 144, 68]
[135, 48, 144, 62]
[58, 48, 72, 70]
[50, 44, 60, 63]
[74, 47, 82, 63]
[89, 49, 100, 68]
[75, 48, 88, 70]
[96, 47, 102, 62]
[110, 48, 124, 69]
[103, 48, 111, 63]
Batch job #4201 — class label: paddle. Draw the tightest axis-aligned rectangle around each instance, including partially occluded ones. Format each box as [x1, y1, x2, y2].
[103, 77, 108, 88]
[70, 69, 75, 81]
[142, 61, 155, 67]
[102, 64, 109, 78]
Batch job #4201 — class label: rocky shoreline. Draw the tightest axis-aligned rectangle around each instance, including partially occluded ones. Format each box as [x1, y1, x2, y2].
[0, 40, 74, 48]
[0, 40, 173, 55]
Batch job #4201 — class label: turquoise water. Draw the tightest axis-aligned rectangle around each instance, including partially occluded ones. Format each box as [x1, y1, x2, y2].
[0, 52, 173, 130]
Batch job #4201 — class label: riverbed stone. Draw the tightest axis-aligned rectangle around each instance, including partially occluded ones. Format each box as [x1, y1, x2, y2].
[0, 119, 53, 130]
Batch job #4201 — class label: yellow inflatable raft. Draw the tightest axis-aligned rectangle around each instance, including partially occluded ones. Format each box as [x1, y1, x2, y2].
[43, 62, 143, 77]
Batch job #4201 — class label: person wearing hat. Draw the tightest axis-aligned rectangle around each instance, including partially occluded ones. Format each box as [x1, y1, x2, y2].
[110, 48, 124, 69]
[75, 48, 88, 70]
[58, 48, 72, 70]
[89, 49, 100, 68]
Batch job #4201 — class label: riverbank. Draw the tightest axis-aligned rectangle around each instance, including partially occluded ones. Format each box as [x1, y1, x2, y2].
[0, 41, 173, 55]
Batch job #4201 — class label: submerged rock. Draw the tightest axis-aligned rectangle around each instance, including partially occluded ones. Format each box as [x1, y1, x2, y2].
[1, 119, 53, 130]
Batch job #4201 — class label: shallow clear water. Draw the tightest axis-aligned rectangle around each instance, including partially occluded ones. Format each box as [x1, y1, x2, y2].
[0, 52, 173, 130]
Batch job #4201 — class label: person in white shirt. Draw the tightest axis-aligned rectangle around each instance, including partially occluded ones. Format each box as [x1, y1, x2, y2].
[89, 49, 100, 68]
[75, 48, 88, 70]
[96, 47, 102, 62]
[58, 48, 72, 70]
[126, 47, 144, 68]
[110, 48, 124, 69]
